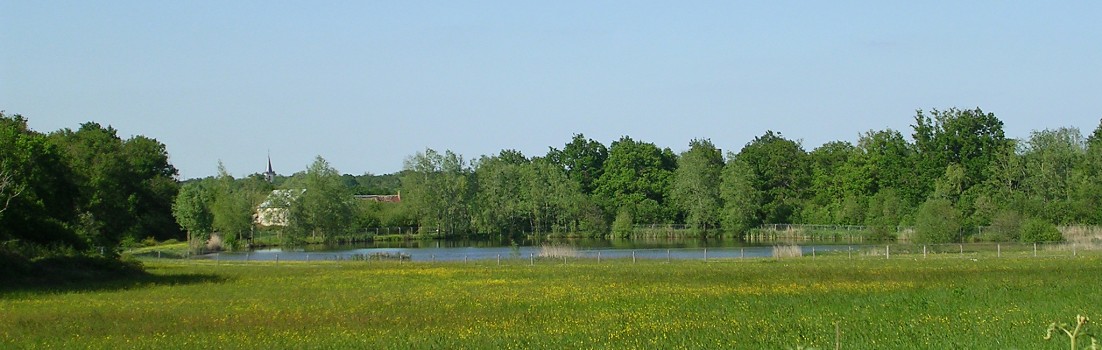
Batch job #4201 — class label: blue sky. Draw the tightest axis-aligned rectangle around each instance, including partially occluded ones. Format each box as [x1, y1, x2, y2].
[3, 1, 1100, 179]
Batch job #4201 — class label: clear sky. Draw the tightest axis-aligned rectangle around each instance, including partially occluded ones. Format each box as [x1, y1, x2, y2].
[3, 1, 1100, 179]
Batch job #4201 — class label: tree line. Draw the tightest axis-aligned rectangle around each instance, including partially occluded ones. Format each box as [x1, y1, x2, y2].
[5, 107, 1101, 259]
[401, 108, 1102, 243]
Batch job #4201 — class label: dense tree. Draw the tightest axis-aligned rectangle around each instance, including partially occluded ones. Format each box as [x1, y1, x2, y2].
[719, 157, 761, 235]
[912, 108, 1010, 199]
[734, 131, 809, 224]
[547, 134, 608, 195]
[471, 150, 529, 234]
[48, 122, 181, 248]
[593, 136, 677, 224]
[671, 139, 724, 233]
[401, 149, 473, 235]
[0, 113, 80, 249]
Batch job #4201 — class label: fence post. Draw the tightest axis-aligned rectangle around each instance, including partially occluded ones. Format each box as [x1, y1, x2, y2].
[216, 253, 220, 265]
[275, 254, 278, 265]
[1033, 243, 1037, 257]
[741, 248, 744, 259]
[632, 250, 636, 264]
[1073, 244, 1077, 257]
[464, 255, 468, 263]
[431, 254, 435, 263]
[960, 244, 964, 256]
[704, 248, 708, 262]
[848, 246, 852, 259]
[886, 245, 890, 259]
[563, 256, 567, 265]
[667, 249, 671, 263]
[530, 253, 534, 266]
[997, 244, 1001, 258]
[923, 245, 927, 259]
[812, 247, 816, 258]
[597, 251, 601, 263]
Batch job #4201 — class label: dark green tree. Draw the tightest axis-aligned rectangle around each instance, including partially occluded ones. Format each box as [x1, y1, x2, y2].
[593, 136, 677, 224]
[734, 131, 809, 224]
[0, 113, 81, 250]
[547, 134, 608, 195]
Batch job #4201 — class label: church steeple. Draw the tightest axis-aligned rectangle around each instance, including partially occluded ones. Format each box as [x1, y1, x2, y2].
[264, 153, 276, 183]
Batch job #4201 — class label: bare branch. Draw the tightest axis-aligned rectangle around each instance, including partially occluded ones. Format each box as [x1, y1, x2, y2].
[0, 168, 24, 215]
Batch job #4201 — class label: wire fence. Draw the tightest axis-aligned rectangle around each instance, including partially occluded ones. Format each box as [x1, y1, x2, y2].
[128, 241, 1100, 265]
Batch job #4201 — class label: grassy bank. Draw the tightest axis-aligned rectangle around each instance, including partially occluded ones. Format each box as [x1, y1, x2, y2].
[2, 255, 1100, 349]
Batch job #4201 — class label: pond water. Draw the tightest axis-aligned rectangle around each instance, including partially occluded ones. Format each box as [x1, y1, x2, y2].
[199, 237, 868, 262]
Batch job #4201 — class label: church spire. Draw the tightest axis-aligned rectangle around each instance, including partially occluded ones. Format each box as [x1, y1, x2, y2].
[264, 152, 276, 183]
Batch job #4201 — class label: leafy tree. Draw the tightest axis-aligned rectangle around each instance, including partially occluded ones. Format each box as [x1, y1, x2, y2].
[913, 198, 962, 243]
[1019, 127, 1086, 224]
[48, 122, 181, 248]
[593, 136, 677, 224]
[671, 139, 724, 234]
[172, 180, 215, 247]
[912, 108, 1010, 199]
[286, 156, 355, 242]
[719, 157, 761, 235]
[471, 151, 529, 234]
[547, 134, 608, 195]
[401, 149, 473, 235]
[0, 113, 80, 250]
[734, 131, 809, 224]
[210, 163, 261, 249]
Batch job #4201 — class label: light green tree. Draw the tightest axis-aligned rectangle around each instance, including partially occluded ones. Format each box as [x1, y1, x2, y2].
[286, 156, 354, 242]
[671, 139, 724, 235]
[172, 180, 215, 249]
[720, 157, 761, 235]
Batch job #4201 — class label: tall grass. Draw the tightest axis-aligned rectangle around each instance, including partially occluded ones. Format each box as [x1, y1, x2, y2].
[538, 243, 578, 258]
[772, 244, 803, 258]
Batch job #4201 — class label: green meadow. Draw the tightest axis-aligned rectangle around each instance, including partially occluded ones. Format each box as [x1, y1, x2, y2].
[2, 254, 1100, 349]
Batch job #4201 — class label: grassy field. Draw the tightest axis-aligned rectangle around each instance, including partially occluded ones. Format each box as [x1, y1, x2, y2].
[2, 254, 1100, 349]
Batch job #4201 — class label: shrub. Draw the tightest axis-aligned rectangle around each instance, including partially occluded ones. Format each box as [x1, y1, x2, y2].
[1020, 218, 1063, 243]
[913, 198, 961, 243]
[986, 210, 1023, 242]
[611, 210, 634, 238]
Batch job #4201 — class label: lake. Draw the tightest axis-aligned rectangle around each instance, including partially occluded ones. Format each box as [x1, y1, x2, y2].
[199, 237, 868, 262]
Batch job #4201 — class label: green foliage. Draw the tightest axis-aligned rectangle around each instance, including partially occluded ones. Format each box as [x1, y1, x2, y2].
[593, 136, 677, 224]
[611, 209, 634, 238]
[985, 210, 1023, 242]
[914, 198, 962, 243]
[172, 181, 215, 244]
[401, 149, 473, 235]
[546, 133, 608, 195]
[671, 139, 724, 234]
[1020, 217, 1063, 243]
[286, 156, 355, 242]
[720, 157, 760, 235]
[734, 131, 809, 224]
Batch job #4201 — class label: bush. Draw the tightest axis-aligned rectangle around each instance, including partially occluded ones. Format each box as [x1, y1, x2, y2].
[611, 210, 634, 238]
[1019, 218, 1063, 243]
[913, 198, 961, 243]
[986, 210, 1023, 242]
